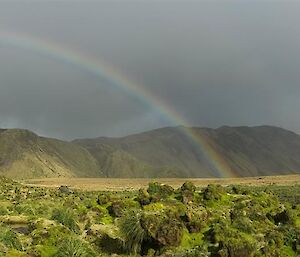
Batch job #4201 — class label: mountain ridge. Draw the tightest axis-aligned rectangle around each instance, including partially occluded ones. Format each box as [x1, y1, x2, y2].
[1, 125, 300, 179]
[74, 125, 300, 178]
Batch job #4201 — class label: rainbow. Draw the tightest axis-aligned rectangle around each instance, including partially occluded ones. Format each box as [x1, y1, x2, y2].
[0, 29, 236, 177]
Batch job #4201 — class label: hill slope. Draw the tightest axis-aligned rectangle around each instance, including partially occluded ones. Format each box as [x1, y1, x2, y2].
[0, 129, 102, 179]
[1, 126, 300, 178]
[74, 126, 300, 178]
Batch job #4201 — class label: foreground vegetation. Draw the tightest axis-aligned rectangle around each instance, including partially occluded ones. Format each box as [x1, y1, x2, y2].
[0, 177, 299, 256]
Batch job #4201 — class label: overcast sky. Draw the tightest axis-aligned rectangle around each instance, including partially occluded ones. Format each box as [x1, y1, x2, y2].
[0, 0, 300, 140]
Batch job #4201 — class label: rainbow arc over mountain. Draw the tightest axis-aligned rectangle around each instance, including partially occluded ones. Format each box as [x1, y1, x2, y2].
[0, 30, 236, 177]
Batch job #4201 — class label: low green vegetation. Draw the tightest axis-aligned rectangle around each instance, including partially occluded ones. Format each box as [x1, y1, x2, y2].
[0, 177, 299, 256]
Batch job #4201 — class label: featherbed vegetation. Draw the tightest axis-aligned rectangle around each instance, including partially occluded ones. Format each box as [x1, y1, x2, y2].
[0, 177, 298, 256]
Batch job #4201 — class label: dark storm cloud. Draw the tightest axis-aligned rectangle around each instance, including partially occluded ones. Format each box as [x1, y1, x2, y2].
[0, 1, 300, 139]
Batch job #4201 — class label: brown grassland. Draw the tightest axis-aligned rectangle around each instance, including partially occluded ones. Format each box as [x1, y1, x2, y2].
[22, 174, 300, 191]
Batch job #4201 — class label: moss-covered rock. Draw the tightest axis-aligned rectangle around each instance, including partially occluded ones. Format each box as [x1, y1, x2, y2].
[97, 193, 110, 206]
[136, 188, 151, 206]
[89, 224, 123, 255]
[203, 184, 225, 201]
[58, 185, 71, 194]
[208, 223, 256, 257]
[185, 206, 209, 233]
[180, 182, 196, 204]
[108, 199, 140, 217]
[147, 182, 174, 202]
[181, 182, 196, 193]
[141, 211, 184, 247]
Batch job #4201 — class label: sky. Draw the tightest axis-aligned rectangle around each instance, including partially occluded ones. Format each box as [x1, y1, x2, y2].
[0, 0, 300, 140]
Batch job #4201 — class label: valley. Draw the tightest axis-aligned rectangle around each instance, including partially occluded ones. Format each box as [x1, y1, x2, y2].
[23, 174, 300, 191]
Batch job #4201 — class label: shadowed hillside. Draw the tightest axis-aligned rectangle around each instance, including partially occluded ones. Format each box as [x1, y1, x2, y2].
[74, 126, 300, 178]
[0, 129, 102, 179]
[1, 126, 300, 179]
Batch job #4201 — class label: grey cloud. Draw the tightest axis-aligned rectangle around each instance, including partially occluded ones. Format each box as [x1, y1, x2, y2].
[0, 1, 300, 139]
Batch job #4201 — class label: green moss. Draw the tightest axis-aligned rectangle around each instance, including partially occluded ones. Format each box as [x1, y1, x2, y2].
[282, 246, 297, 257]
[206, 221, 257, 257]
[0, 227, 23, 251]
[100, 215, 113, 225]
[180, 229, 203, 249]
[136, 188, 151, 205]
[0, 206, 8, 215]
[147, 182, 174, 201]
[35, 245, 58, 257]
[296, 216, 300, 227]
[0, 178, 299, 256]
[31, 224, 72, 247]
[88, 204, 113, 225]
[0, 201, 13, 212]
[108, 198, 140, 217]
[203, 184, 225, 201]
[5, 250, 26, 257]
[144, 202, 166, 212]
[141, 211, 184, 247]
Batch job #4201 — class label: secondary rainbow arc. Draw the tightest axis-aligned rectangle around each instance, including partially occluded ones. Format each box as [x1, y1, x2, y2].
[0, 30, 236, 177]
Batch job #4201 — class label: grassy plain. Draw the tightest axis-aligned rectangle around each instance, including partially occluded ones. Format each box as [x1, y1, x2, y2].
[23, 174, 300, 191]
[0, 175, 298, 256]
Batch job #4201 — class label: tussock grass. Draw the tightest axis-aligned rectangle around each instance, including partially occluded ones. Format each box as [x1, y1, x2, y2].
[118, 210, 146, 255]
